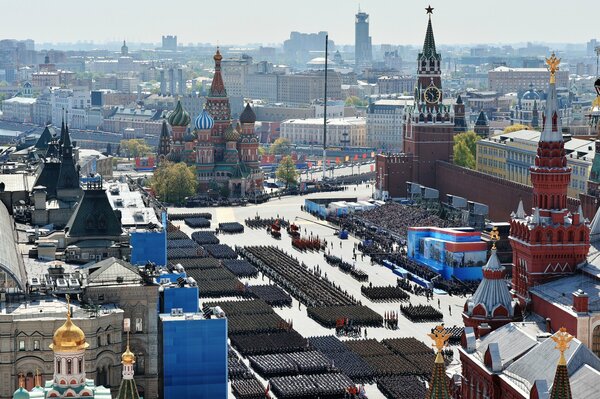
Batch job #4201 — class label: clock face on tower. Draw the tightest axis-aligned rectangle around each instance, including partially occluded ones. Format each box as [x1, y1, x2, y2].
[424, 86, 441, 104]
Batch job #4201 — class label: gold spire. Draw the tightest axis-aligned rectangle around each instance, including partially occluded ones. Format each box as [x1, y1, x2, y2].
[490, 226, 500, 250]
[50, 294, 89, 353]
[121, 331, 136, 365]
[546, 52, 561, 84]
[428, 325, 450, 363]
[551, 327, 573, 366]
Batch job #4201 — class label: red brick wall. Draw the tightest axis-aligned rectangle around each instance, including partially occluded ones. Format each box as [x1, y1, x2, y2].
[435, 162, 581, 221]
[530, 292, 577, 336]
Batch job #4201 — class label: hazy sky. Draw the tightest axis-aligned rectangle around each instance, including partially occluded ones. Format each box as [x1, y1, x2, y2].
[3, 0, 598, 46]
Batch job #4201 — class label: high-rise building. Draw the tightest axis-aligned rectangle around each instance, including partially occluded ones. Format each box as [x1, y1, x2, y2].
[354, 9, 372, 70]
[161, 35, 177, 51]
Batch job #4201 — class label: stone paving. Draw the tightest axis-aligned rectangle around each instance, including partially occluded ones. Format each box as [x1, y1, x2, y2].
[170, 184, 466, 398]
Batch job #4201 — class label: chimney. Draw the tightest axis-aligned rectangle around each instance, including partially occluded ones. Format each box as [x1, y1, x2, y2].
[478, 323, 492, 338]
[573, 289, 589, 313]
[169, 68, 175, 95]
[160, 70, 166, 95]
[178, 68, 184, 96]
[545, 318, 552, 333]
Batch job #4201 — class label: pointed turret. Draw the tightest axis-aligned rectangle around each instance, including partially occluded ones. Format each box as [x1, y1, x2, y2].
[549, 328, 573, 399]
[209, 48, 227, 97]
[541, 53, 562, 143]
[421, 6, 439, 60]
[56, 117, 80, 194]
[118, 325, 140, 399]
[157, 119, 171, 159]
[515, 199, 525, 219]
[474, 110, 490, 137]
[426, 325, 451, 399]
[463, 228, 521, 336]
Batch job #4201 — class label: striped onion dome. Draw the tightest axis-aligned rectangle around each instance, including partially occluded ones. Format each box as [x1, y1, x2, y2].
[194, 109, 214, 130]
[168, 100, 191, 127]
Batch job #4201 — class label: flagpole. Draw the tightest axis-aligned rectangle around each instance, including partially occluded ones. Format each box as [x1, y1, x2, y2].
[322, 34, 328, 181]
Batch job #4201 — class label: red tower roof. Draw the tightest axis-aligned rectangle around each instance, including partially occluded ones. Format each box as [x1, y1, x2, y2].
[209, 48, 227, 97]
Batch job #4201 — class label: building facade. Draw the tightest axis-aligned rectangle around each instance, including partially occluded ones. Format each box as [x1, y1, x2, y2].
[1, 97, 36, 122]
[489, 66, 569, 93]
[366, 99, 410, 151]
[476, 130, 594, 198]
[280, 116, 367, 147]
[1, 298, 122, 399]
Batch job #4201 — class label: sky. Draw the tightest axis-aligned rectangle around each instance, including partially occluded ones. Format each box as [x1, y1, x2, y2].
[2, 0, 598, 47]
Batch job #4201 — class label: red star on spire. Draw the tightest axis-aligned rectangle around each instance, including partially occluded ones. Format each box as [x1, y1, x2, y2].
[425, 5, 434, 14]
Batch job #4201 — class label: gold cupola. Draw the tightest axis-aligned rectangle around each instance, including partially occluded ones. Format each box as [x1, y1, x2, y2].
[50, 295, 89, 353]
[121, 332, 136, 365]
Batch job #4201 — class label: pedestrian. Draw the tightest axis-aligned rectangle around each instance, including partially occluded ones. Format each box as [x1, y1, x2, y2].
[437, 298, 440, 309]
[364, 329, 367, 338]
[448, 305, 452, 316]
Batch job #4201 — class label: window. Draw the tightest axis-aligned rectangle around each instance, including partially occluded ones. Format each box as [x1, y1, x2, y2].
[33, 340, 40, 350]
[107, 334, 111, 345]
[135, 318, 143, 333]
[67, 359, 72, 374]
[97, 336, 102, 347]
[19, 340, 25, 351]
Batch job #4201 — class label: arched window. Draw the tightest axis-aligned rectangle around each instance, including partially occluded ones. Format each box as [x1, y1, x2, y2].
[67, 359, 72, 374]
[57, 359, 61, 374]
[78, 359, 83, 374]
[592, 325, 600, 357]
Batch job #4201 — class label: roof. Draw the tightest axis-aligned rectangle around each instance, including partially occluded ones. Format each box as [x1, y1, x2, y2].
[420, 14, 439, 60]
[569, 364, 600, 399]
[529, 266, 600, 313]
[474, 323, 539, 367]
[34, 126, 56, 150]
[0, 173, 36, 192]
[85, 257, 143, 286]
[0, 200, 24, 290]
[466, 249, 515, 316]
[65, 187, 123, 238]
[34, 162, 60, 198]
[3, 97, 36, 104]
[504, 331, 600, 395]
[282, 116, 366, 126]
[117, 378, 140, 399]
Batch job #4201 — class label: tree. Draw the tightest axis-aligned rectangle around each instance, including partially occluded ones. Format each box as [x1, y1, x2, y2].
[453, 131, 480, 169]
[345, 96, 368, 107]
[276, 156, 298, 188]
[151, 161, 197, 205]
[503, 124, 530, 133]
[270, 137, 292, 155]
[119, 139, 152, 159]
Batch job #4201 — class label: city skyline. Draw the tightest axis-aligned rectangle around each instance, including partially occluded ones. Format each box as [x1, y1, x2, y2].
[3, 0, 599, 47]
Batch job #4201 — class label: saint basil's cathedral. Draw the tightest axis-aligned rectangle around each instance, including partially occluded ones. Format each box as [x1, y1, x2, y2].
[157, 49, 263, 197]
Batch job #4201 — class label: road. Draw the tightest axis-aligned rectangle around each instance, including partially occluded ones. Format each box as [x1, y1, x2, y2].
[169, 184, 466, 398]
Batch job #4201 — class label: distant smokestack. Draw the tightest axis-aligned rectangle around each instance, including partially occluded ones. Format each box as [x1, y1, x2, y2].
[168, 68, 175, 96]
[178, 68, 184, 96]
[160, 70, 166, 96]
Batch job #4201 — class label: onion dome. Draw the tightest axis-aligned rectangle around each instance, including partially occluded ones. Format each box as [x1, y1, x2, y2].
[184, 130, 196, 142]
[223, 124, 240, 142]
[50, 304, 89, 353]
[12, 388, 30, 399]
[214, 48, 223, 62]
[122, 345, 136, 365]
[194, 109, 214, 130]
[239, 103, 256, 124]
[166, 151, 181, 163]
[168, 100, 191, 127]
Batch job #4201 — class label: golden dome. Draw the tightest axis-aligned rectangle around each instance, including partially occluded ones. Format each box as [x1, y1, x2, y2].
[50, 297, 89, 353]
[121, 345, 136, 365]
